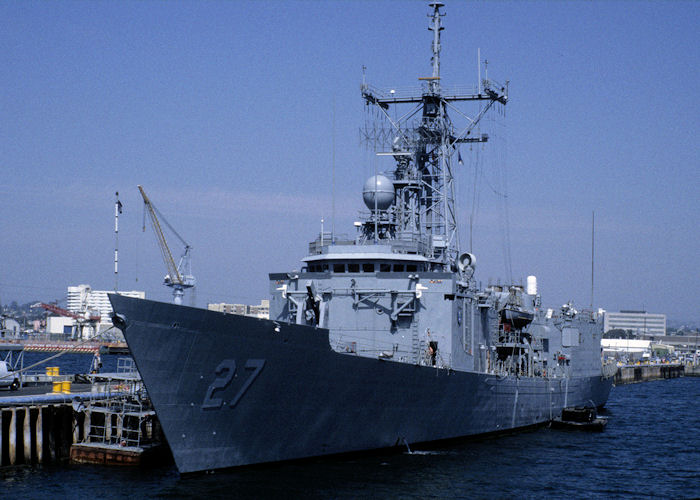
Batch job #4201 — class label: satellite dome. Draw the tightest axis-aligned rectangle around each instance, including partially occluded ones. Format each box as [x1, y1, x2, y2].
[363, 175, 394, 211]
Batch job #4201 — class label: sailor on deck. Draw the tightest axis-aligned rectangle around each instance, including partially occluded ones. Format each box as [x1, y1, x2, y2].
[90, 352, 102, 374]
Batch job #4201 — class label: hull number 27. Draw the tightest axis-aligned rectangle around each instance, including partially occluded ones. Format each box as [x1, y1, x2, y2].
[201, 359, 266, 410]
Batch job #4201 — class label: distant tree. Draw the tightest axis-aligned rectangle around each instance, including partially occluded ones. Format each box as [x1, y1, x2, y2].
[604, 328, 628, 339]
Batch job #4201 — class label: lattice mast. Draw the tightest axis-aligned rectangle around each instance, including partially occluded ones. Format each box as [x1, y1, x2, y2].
[360, 2, 508, 267]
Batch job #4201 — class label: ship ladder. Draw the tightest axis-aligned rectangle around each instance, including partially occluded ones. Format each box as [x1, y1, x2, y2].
[411, 322, 421, 365]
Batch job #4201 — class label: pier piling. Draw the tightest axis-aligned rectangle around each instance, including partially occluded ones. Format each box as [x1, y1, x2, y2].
[9, 409, 17, 465]
[23, 407, 31, 463]
[1, 364, 166, 468]
[0, 405, 74, 466]
[35, 407, 43, 463]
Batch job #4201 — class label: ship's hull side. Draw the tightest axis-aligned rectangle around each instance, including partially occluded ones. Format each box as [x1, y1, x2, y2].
[110, 295, 612, 473]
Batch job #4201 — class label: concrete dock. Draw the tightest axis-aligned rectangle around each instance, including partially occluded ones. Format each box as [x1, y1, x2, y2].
[684, 364, 700, 377]
[614, 363, 685, 385]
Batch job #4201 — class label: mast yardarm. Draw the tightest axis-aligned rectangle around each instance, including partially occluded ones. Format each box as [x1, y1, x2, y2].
[360, 2, 508, 270]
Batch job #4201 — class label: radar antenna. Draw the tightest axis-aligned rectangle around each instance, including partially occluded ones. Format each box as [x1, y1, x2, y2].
[360, 2, 508, 268]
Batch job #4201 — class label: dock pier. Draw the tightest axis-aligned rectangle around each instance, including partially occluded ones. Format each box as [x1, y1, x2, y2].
[0, 359, 166, 467]
[684, 364, 700, 377]
[1, 389, 165, 467]
[614, 363, 685, 385]
[1, 401, 84, 466]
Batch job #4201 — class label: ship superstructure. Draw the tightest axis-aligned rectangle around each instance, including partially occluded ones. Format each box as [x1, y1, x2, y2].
[268, 2, 599, 382]
[110, 2, 613, 474]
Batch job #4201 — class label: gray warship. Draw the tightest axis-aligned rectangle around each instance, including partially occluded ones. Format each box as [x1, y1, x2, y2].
[110, 2, 614, 474]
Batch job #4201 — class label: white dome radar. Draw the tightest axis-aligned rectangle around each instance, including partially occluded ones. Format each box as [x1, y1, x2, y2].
[362, 175, 394, 211]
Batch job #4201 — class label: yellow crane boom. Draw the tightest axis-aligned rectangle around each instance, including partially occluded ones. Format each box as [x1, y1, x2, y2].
[138, 185, 195, 304]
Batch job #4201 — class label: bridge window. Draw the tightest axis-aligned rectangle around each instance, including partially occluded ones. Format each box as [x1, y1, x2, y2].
[393, 264, 404, 272]
[406, 264, 418, 272]
[348, 263, 360, 273]
[333, 263, 346, 273]
[379, 263, 391, 272]
[362, 263, 375, 273]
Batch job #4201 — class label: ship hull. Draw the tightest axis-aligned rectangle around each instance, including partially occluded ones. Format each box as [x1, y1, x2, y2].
[110, 295, 613, 474]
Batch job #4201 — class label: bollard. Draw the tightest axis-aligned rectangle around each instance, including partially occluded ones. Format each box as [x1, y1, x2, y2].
[53, 381, 62, 393]
[61, 381, 71, 394]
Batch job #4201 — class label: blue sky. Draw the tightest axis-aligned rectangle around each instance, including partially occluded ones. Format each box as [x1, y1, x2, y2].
[1, 1, 698, 322]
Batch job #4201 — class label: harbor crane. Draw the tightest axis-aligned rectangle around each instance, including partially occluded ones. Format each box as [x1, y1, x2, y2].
[138, 185, 195, 305]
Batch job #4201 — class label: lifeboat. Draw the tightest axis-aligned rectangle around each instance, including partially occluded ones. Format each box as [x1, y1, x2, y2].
[500, 305, 534, 329]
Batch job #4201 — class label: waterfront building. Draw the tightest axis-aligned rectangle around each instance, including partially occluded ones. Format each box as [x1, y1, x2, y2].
[601, 338, 676, 361]
[0, 316, 20, 338]
[601, 338, 652, 360]
[67, 285, 145, 326]
[603, 310, 666, 336]
[208, 299, 269, 319]
[46, 316, 75, 336]
[63, 285, 145, 339]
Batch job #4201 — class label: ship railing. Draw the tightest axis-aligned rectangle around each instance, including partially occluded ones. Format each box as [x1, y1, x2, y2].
[308, 233, 354, 254]
[362, 83, 481, 101]
[333, 335, 412, 361]
[117, 357, 138, 375]
[308, 235, 430, 258]
[83, 390, 157, 448]
[333, 334, 453, 369]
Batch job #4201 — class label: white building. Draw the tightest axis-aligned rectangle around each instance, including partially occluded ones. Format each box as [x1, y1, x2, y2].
[208, 300, 269, 319]
[0, 317, 21, 338]
[67, 285, 145, 326]
[46, 316, 75, 336]
[603, 310, 666, 336]
[601, 338, 675, 361]
[64, 285, 145, 339]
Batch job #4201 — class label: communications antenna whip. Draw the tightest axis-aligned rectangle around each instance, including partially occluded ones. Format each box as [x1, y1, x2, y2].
[114, 192, 121, 292]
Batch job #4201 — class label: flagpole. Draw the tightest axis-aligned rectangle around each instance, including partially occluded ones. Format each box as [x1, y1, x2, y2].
[114, 192, 122, 292]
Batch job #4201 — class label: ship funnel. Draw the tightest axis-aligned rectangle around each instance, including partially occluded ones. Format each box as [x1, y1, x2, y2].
[457, 252, 476, 272]
[527, 275, 537, 295]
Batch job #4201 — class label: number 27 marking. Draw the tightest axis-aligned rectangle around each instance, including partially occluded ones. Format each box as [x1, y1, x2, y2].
[201, 358, 266, 410]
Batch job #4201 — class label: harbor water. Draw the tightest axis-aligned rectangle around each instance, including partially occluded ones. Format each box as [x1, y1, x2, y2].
[2, 377, 699, 498]
[18, 352, 124, 376]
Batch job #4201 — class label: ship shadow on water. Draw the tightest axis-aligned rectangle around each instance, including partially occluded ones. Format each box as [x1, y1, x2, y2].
[162, 425, 565, 499]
